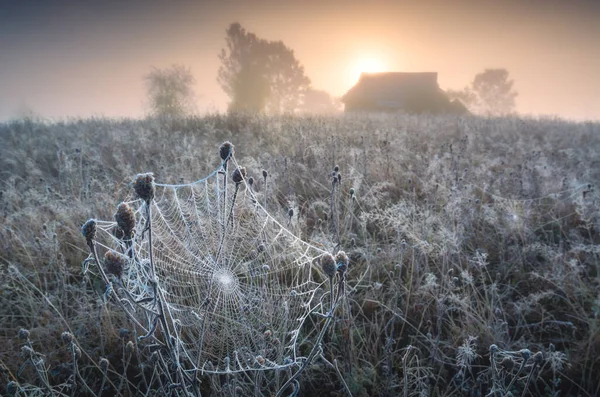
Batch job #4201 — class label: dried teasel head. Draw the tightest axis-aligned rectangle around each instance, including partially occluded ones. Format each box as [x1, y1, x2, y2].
[115, 202, 135, 239]
[81, 219, 97, 245]
[99, 357, 109, 370]
[61, 331, 74, 344]
[133, 173, 155, 203]
[335, 250, 350, 275]
[320, 253, 336, 279]
[219, 141, 234, 161]
[125, 341, 135, 355]
[6, 381, 19, 396]
[501, 356, 514, 372]
[104, 250, 128, 279]
[231, 167, 247, 184]
[18, 328, 30, 340]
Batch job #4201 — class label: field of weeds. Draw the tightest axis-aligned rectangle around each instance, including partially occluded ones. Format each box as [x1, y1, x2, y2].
[1, 113, 599, 396]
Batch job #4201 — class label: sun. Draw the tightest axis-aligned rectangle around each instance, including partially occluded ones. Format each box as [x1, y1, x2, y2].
[353, 57, 387, 81]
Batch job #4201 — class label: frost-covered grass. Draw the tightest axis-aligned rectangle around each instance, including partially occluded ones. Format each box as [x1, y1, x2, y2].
[1, 113, 599, 396]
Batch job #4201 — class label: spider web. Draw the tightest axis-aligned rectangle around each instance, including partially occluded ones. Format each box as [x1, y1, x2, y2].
[92, 153, 327, 374]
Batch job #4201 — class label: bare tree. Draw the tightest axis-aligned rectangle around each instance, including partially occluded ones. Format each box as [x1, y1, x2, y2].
[145, 64, 196, 119]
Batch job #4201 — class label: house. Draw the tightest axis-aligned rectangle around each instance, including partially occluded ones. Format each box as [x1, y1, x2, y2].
[341, 72, 468, 114]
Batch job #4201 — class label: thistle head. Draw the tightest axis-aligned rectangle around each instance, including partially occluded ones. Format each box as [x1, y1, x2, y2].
[104, 250, 128, 279]
[231, 167, 247, 184]
[115, 202, 136, 239]
[219, 141, 234, 161]
[81, 219, 97, 245]
[320, 253, 336, 279]
[133, 173, 155, 203]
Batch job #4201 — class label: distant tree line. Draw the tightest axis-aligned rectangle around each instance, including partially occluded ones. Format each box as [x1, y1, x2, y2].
[143, 25, 516, 117]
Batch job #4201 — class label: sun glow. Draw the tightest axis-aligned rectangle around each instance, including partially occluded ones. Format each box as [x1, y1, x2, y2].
[352, 57, 387, 81]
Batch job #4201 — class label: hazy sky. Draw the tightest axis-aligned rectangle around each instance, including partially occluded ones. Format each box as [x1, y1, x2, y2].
[1, 0, 599, 120]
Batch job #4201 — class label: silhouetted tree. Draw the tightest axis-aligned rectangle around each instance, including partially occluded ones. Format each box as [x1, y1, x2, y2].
[218, 23, 311, 113]
[145, 64, 196, 119]
[448, 68, 518, 116]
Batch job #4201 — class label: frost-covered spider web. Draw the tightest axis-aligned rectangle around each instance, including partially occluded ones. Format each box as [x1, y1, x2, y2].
[91, 149, 327, 375]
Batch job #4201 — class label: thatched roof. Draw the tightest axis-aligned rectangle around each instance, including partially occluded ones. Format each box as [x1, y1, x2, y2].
[342, 72, 466, 114]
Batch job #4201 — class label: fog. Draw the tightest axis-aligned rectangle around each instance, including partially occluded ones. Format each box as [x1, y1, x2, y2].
[1, 0, 598, 120]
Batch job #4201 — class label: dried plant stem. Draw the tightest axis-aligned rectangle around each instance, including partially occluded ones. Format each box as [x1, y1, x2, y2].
[276, 281, 343, 397]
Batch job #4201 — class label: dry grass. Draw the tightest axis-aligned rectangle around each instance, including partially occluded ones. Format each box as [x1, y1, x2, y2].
[1, 113, 599, 396]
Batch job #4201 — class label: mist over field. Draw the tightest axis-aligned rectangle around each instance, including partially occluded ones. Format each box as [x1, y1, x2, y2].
[1, 0, 599, 120]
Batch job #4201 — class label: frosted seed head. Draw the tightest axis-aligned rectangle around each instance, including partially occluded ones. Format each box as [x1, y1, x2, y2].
[520, 349, 532, 361]
[501, 356, 514, 371]
[533, 351, 544, 365]
[349, 188, 355, 197]
[320, 253, 336, 279]
[99, 357, 109, 370]
[219, 141, 234, 161]
[133, 173, 155, 203]
[6, 381, 19, 396]
[104, 250, 128, 279]
[336, 251, 350, 275]
[288, 208, 294, 218]
[125, 341, 135, 355]
[231, 167, 246, 184]
[334, 165, 339, 173]
[18, 328, 30, 340]
[81, 219, 97, 243]
[61, 331, 74, 344]
[262, 169, 268, 179]
[115, 202, 136, 238]
[248, 177, 254, 186]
